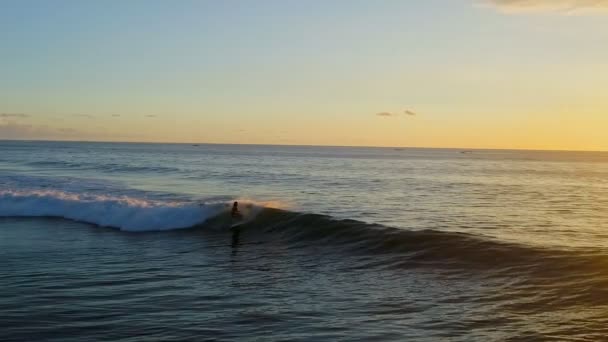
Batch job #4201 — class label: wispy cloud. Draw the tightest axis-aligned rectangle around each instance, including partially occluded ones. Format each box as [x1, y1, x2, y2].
[376, 109, 418, 118]
[145, 115, 158, 118]
[0, 113, 29, 118]
[480, 0, 608, 13]
[376, 112, 397, 117]
[111, 114, 121, 117]
[72, 114, 95, 119]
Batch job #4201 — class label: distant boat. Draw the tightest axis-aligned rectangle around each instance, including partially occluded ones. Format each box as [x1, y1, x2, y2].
[460, 150, 473, 154]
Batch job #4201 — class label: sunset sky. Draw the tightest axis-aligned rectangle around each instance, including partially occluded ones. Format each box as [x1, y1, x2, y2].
[1, 0, 607, 150]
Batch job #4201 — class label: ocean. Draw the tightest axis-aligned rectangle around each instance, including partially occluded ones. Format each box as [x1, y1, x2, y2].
[1, 140, 607, 341]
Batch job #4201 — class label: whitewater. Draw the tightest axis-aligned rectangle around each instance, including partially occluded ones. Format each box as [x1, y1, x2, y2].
[0, 189, 227, 231]
[1, 140, 608, 341]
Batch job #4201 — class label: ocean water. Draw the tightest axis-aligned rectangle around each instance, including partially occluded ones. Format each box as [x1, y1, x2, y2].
[1, 140, 607, 341]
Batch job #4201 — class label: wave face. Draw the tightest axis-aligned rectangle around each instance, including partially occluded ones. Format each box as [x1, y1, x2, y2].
[240, 209, 608, 271]
[0, 189, 225, 232]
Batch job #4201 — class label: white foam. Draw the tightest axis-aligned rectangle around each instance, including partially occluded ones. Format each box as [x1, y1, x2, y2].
[0, 189, 225, 232]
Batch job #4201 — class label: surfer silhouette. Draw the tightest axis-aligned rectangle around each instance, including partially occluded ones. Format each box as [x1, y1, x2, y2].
[230, 201, 242, 251]
[231, 201, 241, 219]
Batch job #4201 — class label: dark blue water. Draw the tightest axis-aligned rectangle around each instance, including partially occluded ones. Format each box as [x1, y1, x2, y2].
[1, 141, 607, 340]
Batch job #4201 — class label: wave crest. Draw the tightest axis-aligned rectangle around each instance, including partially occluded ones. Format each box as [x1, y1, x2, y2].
[0, 190, 225, 231]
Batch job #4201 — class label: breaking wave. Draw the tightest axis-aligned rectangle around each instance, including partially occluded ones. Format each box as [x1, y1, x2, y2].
[3, 187, 605, 273]
[1, 179, 606, 290]
[0, 189, 226, 232]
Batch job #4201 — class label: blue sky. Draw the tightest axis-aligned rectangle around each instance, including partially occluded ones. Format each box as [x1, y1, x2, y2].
[1, 0, 607, 149]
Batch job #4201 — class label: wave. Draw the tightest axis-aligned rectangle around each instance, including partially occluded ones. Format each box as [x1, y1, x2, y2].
[229, 209, 608, 282]
[2, 186, 606, 282]
[0, 189, 226, 232]
[25, 160, 180, 174]
[239, 209, 608, 309]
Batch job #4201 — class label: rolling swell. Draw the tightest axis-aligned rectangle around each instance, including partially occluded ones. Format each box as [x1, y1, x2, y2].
[232, 208, 608, 307]
[26, 160, 180, 174]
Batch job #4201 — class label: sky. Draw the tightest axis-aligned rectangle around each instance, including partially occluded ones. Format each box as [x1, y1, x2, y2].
[1, 0, 607, 150]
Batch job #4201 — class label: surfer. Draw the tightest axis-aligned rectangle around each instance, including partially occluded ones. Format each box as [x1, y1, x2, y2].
[230, 201, 242, 251]
[231, 201, 241, 219]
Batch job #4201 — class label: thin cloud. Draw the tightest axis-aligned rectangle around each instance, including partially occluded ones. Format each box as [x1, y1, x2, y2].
[376, 112, 397, 117]
[0, 113, 29, 118]
[376, 109, 418, 118]
[145, 115, 158, 118]
[480, 0, 608, 13]
[72, 114, 95, 119]
[111, 114, 121, 117]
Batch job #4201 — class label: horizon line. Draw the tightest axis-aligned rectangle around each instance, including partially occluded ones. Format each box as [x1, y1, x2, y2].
[0, 138, 606, 154]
